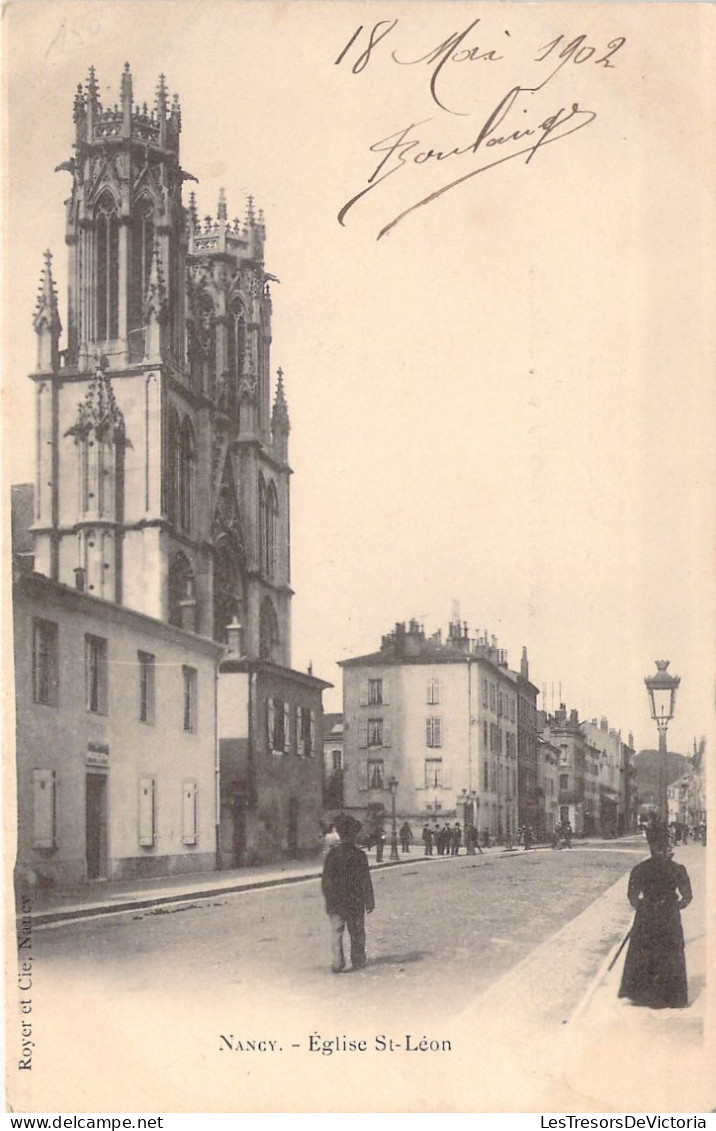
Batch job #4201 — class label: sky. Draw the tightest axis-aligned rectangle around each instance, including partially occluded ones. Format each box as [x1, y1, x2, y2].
[3, 0, 714, 753]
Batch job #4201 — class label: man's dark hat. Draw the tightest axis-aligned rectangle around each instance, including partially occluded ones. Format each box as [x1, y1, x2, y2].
[335, 813, 362, 838]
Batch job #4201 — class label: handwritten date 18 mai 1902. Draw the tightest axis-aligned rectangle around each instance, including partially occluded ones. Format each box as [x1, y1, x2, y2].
[334, 16, 626, 238]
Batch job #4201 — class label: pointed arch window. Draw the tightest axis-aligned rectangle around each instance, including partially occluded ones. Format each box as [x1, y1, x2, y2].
[258, 473, 267, 574]
[179, 418, 195, 533]
[198, 293, 216, 397]
[96, 194, 119, 341]
[226, 298, 246, 381]
[168, 552, 195, 629]
[266, 482, 278, 579]
[130, 196, 155, 335]
[259, 597, 280, 663]
[166, 406, 181, 525]
[213, 534, 246, 644]
[258, 474, 279, 580]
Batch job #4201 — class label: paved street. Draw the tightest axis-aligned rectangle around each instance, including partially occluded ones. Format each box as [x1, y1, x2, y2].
[14, 839, 708, 1112]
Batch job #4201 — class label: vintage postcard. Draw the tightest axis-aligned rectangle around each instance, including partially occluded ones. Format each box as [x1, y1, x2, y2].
[3, 0, 714, 1115]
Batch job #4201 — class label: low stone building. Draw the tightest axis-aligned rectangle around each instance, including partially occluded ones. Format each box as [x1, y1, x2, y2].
[13, 571, 222, 887]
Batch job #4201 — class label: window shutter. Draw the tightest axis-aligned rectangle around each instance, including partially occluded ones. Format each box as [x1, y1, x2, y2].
[182, 780, 197, 845]
[359, 681, 368, 706]
[283, 702, 291, 752]
[295, 705, 302, 754]
[382, 719, 391, 747]
[358, 722, 368, 749]
[435, 717, 443, 748]
[32, 769, 56, 849]
[309, 710, 316, 757]
[442, 762, 452, 789]
[139, 776, 156, 846]
[267, 698, 275, 750]
[382, 678, 390, 705]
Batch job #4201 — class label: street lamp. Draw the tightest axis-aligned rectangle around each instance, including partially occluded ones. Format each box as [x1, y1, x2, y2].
[644, 660, 680, 824]
[387, 776, 399, 861]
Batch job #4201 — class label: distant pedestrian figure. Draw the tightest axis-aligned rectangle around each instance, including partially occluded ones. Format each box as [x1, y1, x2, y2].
[399, 821, 413, 853]
[482, 830, 490, 849]
[563, 821, 573, 848]
[422, 824, 433, 855]
[618, 823, 692, 1008]
[451, 823, 462, 856]
[523, 825, 533, 851]
[466, 824, 482, 855]
[321, 813, 375, 973]
[374, 827, 386, 863]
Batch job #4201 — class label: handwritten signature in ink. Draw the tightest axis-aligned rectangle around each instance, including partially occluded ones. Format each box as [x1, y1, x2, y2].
[338, 83, 598, 240]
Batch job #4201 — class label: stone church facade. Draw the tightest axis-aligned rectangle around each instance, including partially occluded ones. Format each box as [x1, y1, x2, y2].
[15, 64, 328, 883]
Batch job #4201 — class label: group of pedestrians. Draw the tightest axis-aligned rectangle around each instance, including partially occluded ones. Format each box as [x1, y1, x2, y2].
[421, 821, 483, 855]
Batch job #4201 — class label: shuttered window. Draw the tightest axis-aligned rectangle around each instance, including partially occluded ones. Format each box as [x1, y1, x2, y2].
[32, 769, 56, 848]
[182, 780, 197, 845]
[138, 776, 156, 846]
[32, 619, 59, 706]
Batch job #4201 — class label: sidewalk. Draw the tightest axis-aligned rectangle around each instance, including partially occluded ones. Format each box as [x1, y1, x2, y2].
[20, 839, 536, 925]
[457, 840, 711, 1112]
[562, 841, 712, 1111]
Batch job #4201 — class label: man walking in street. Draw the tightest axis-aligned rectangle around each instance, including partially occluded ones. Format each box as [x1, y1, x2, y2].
[422, 823, 433, 855]
[399, 821, 413, 853]
[451, 822, 462, 856]
[321, 813, 375, 973]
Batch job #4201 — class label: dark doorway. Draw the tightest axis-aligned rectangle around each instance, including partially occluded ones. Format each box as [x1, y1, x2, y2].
[231, 796, 247, 867]
[86, 773, 108, 879]
[288, 796, 299, 857]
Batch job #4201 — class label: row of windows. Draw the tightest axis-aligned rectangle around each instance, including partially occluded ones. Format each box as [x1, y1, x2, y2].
[481, 760, 518, 794]
[357, 716, 443, 749]
[31, 769, 200, 850]
[482, 678, 517, 721]
[359, 676, 517, 718]
[359, 677, 441, 707]
[365, 757, 446, 791]
[483, 721, 517, 756]
[32, 619, 199, 732]
[267, 698, 316, 757]
[362, 757, 520, 794]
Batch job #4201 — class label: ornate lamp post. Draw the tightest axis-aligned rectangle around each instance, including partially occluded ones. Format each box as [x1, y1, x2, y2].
[387, 776, 399, 861]
[644, 660, 680, 824]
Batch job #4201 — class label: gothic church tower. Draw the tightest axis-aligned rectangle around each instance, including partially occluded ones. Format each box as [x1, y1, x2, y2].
[31, 65, 292, 664]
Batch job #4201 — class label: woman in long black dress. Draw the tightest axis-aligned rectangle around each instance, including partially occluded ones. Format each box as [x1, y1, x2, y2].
[619, 824, 693, 1008]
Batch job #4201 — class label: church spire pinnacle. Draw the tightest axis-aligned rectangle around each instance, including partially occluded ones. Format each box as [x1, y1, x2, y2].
[217, 187, 228, 222]
[155, 73, 168, 118]
[66, 363, 126, 443]
[272, 367, 290, 431]
[121, 61, 133, 104]
[144, 242, 168, 360]
[33, 250, 62, 371]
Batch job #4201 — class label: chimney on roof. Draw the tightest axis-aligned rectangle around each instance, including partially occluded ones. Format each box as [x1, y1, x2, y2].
[520, 646, 529, 679]
[600, 717, 609, 732]
[570, 708, 579, 725]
